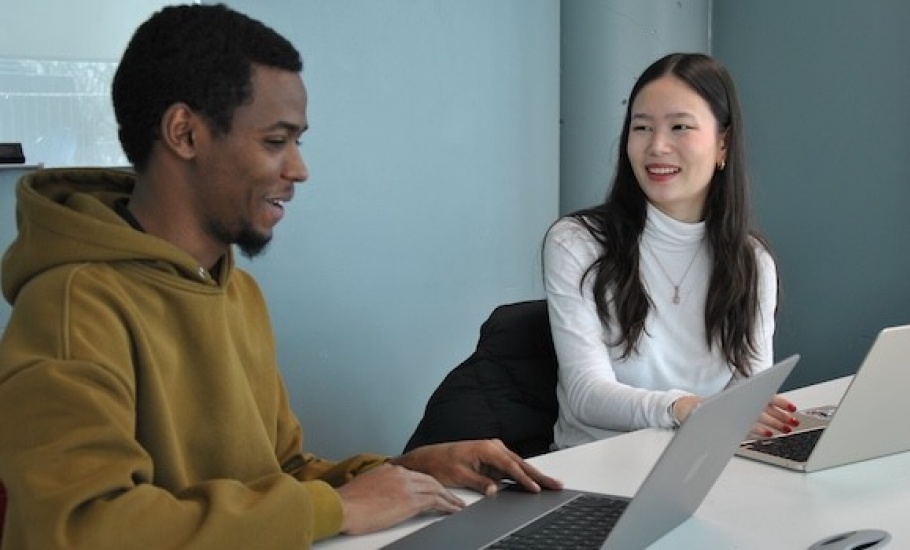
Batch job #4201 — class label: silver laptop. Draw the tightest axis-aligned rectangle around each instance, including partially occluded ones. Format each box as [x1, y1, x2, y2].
[737, 324, 910, 473]
[384, 355, 799, 550]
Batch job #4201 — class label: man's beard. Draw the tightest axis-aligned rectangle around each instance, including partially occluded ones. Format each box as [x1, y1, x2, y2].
[211, 220, 271, 260]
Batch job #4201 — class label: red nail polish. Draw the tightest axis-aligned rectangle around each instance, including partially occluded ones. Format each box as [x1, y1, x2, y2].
[787, 404, 798, 412]
[764, 429, 773, 437]
[782, 425, 792, 434]
[789, 417, 800, 426]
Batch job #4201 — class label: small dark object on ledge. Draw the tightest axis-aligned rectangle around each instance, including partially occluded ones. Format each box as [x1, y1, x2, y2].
[0, 143, 26, 164]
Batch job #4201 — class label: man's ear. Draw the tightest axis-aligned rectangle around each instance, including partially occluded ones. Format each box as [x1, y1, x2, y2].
[159, 103, 199, 160]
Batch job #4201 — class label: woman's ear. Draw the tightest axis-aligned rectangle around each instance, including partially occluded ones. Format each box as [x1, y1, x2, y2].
[159, 103, 199, 160]
[717, 129, 729, 166]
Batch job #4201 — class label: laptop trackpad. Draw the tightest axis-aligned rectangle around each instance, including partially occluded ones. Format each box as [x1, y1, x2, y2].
[383, 488, 591, 549]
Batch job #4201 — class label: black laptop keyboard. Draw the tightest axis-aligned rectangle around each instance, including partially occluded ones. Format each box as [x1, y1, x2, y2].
[740, 428, 824, 462]
[486, 493, 629, 550]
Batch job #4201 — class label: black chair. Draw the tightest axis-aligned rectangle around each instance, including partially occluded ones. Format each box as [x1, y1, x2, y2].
[403, 300, 558, 458]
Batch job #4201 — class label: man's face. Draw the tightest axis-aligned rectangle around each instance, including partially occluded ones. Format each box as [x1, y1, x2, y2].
[194, 65, 308, 258]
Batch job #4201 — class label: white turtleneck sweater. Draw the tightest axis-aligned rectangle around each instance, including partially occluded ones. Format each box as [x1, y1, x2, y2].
[543, 203, 777, 449]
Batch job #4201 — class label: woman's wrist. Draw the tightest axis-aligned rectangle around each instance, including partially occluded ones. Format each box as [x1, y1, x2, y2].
[667, 398, 681, 428]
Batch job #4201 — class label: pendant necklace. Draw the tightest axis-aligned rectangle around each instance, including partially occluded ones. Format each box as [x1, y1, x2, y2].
[645, 240, 702, 305]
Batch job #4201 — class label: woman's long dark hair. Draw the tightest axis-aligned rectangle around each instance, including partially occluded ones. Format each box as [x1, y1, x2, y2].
[561, 53, 776, 377]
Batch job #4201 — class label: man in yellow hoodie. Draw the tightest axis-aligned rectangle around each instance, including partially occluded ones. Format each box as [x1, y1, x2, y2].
[0, 4, 561, 548]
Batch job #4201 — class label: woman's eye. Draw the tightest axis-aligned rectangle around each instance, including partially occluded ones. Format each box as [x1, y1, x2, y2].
[632, 125, 651, 132]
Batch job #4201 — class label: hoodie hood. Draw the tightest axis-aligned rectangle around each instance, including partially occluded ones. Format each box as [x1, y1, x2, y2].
[2, 167, 225, 305]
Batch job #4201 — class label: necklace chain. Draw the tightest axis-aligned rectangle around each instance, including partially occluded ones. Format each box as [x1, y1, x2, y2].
[645, 240, 702, 304]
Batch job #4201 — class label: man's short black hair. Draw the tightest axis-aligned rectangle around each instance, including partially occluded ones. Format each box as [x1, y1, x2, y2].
[112, 3, 302, 171]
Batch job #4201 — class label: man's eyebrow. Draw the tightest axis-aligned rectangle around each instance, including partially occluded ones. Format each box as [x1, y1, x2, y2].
[267, 121, 308, 134]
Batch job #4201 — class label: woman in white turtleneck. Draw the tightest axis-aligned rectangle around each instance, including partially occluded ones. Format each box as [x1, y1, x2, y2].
[544, 53, 801, 449]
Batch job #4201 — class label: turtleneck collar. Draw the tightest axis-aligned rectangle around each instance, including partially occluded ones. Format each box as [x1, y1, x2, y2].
[643, 202, 706, 248]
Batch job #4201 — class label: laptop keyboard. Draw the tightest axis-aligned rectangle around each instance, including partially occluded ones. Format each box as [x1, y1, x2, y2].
[485, 493, 628, 550]
[740, 428, 824, 462]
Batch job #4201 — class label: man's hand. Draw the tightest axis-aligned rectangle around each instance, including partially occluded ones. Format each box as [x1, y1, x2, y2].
[335, 463, 465, 535]
[334, 440, 562, 536]
[390, 439, 563, 496]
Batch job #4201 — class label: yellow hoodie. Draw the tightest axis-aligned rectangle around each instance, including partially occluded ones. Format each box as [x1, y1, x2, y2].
[0, 168, 387, 548]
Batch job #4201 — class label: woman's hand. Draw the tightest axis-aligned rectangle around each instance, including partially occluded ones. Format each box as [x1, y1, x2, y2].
[671, 395, 703, 425]
[672, 394, 800, 439]
[749, 394, 800, 438]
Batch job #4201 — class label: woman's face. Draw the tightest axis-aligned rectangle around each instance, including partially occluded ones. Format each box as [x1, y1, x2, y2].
[626, 75, 727, 223]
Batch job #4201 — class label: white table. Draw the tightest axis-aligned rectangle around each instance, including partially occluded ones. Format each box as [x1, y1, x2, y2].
[317, 376, 910, 548]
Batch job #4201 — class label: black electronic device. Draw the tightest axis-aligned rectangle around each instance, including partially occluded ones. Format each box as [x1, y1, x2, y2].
[807, 529, 891, 550]
[0, 143, 26, 164]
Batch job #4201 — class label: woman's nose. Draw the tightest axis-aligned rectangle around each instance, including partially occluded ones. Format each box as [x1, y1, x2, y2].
[647, 128, 671, 154]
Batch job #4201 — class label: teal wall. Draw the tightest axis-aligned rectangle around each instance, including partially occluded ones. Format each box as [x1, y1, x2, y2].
[0, 169, 28, 334]
[712, 0, 910, 389]
[225, 0, 561, 458]
[0, 1, 561, 459]
[2, 1, 908, 459]
[560, 0, 711, 214]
